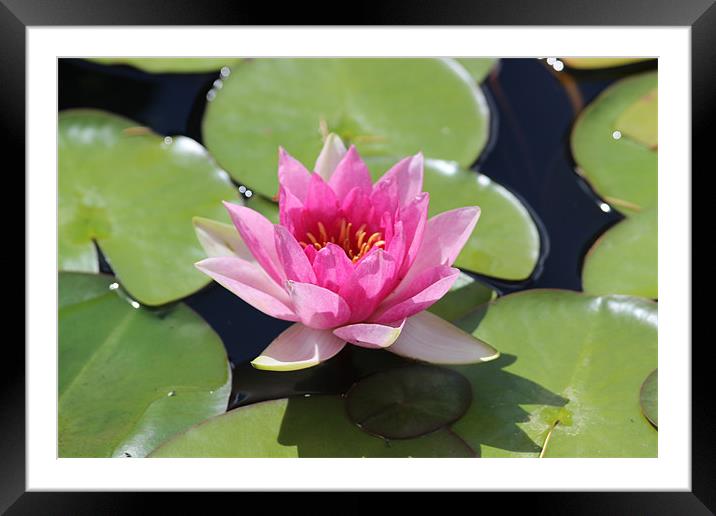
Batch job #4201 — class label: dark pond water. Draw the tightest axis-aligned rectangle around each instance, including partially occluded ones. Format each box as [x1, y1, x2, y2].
[58, 57, 658, 409]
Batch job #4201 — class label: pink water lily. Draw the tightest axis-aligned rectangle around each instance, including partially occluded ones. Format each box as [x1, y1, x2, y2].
[194, 135, 498, 371]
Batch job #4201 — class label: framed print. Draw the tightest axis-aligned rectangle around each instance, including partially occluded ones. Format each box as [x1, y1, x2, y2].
[5, 0, 711, 512]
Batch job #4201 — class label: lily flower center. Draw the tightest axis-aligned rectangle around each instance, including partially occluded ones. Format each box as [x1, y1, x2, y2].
[299, 218, 385, 263]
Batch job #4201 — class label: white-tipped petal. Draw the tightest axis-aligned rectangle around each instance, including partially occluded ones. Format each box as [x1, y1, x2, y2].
[387, 311, 498, 364]
[314, 133, 348, 181]
[193, 216, 254, 261]
[251, 323, 346, 371]
[333, 319, 405, 349]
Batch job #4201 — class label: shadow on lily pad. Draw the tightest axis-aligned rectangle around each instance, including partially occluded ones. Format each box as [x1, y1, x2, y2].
[452, 353, 569, 456]
[277, 395, 479, 458]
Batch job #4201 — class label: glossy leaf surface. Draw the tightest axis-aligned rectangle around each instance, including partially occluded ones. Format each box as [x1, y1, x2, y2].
[59, 109, 239, 305]
[59, 272, 231, 457]
[571, 72, 657, 214]
[452, 290, 658, 457]
[582, 207, 657, 298]
[150, 396, 476, 457]
[202, 58, 490, 198]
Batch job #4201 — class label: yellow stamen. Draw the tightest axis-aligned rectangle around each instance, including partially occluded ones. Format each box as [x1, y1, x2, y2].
[318, 221, 328, 243]
[338, 219, 347, 243]
[342, 223, 353, 252]
[300, 219, 385, 260]
[356, 231, 366, 250]
[366, 232, 382, 248]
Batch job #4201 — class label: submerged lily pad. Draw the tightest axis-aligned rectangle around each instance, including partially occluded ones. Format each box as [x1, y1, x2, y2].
[582, 206, 657, 298]
[429, 272, 497, 321]
[89, 58, 241, 73]
[150, 396, 476, 457]
[562, 58, 652, 69]
[640, 369, 658, 427]
[346, 365, 472, 439]
[452, 290, 657, 457]
[59, 109, 239, 305]
[456, 58, 498, 83]
[571, 72, 657, 214]
[59, 272, 231, 458]
[202, 58, 490, 198]
[368, 158, 540, 280]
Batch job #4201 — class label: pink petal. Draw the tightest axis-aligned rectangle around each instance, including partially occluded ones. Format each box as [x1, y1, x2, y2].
[278, 147, 311, 201]
[274, 225, 316, 283]
[304, 173, 340, 228]
[339, 249, 398, 322]
[223, 202, 286, 285]
[333, 319, 405, 349]
[195, 257, 297, 321]
[397, 193, 430, 275]
[278, 185, 306, 237]
[314, 133, 347, 181]
[192, 216, 255, 262]
[372, 265, 460, 323]
[303, 243, 318, 264]
[341, 187, 375, 231]
[287, 280, 351, 330]
[327, 145, 373, 199]
[251, 323, 346, 371]
[369, 174, 399, 217]
[408, 206, 481, 275]
[372, 153, 424, 209]
[385, 220, 407, 270]
[312, 243, 354, 293]
[387, 311, 498, 364]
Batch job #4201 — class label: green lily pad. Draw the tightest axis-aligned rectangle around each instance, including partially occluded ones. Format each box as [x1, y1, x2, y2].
[571, 72, 657, 214]
[562, 58, 652, 69]
[455, 58, 498, 83]
[582, 206, 657, 298]
[368, 158, 540, 280]
[202, 58, 490, 198]
[346, 364, 472, 439]
[452, 290, 657, 457]
[59, 109, 239, 306]
[150, 396, 476, 457]
[89, 58, 241, 73]
[59, 272, 231, 457]
[59, 236, 98, 274]
[640, 369, 658, 428]
[429, 272, 497, 322]
[615, 87, 657, 149]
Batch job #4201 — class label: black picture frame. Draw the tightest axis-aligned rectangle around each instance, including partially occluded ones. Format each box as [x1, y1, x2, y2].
[4, 0, 709, 512]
